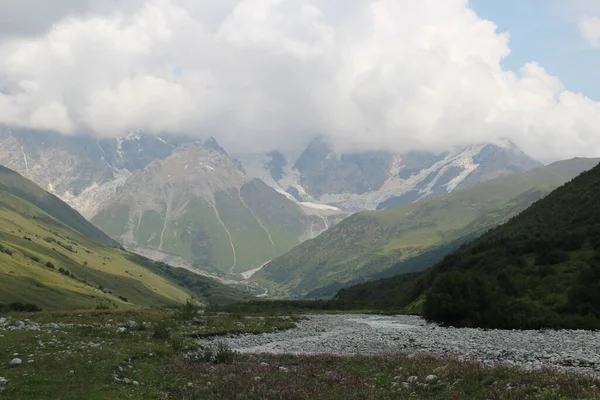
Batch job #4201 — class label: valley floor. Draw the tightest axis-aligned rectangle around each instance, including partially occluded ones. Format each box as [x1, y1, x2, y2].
[0, 310, 599, 399]
[218, 314, 600, 377]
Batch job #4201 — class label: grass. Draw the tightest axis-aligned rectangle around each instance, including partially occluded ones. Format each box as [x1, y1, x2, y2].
[0, 186, 250, 310]
[0, 309, 598, 399]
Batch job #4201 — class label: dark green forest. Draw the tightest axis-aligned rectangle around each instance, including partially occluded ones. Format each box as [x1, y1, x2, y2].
[339, 161, 600, 330]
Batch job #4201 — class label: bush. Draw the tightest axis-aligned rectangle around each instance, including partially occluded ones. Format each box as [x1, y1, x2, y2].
[0, 244, 13, 256]
[45, 261, 55, 269]
[188, 341, 238, 364]
[535, 250, 570, 266]
[180, 298, 201, 320]
[153, 321, 171, 340]
[170, 336, 185, 353]
[0, 302, 42, 312]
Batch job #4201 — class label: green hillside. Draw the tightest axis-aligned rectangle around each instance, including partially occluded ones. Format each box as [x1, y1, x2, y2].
[417, 160, 600, 329]
[0, 168, 251, 310]
[340, 159, 600, 330]
[0, 165, 118, 247]
[255, 158, 600, 298]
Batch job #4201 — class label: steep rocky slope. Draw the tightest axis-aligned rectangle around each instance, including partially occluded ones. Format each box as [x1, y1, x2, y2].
[91, 143, 337, 276]
[239, 137, 542, 212]
[0, 127, 191, 218]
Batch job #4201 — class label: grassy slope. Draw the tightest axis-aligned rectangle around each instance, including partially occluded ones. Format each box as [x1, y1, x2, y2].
[93, 180, 308, 276]
[0, 165, 118, 247]
[255, 159, 600, 298]
[0, 170, 252, 310]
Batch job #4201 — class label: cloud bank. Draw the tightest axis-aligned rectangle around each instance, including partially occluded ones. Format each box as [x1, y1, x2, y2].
[580, 16, 600, 47]
[0, 0, 599, 162]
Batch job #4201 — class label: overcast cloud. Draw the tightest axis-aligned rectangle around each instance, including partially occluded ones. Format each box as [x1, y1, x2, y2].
[0, 0, 599, 161]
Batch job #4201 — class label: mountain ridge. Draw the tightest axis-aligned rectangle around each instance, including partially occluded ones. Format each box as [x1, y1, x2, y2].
[0, 165, 252, 309]
[254, 158, 600, 298]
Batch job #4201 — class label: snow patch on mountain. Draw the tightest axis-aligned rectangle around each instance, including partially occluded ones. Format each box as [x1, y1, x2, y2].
[299, 202, 341, 212]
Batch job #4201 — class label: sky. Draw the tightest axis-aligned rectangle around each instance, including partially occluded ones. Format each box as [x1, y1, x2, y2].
[1, 0, 600, 162]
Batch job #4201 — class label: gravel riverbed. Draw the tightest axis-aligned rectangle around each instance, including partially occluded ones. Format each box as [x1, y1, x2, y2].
[212, 314, 600, 376]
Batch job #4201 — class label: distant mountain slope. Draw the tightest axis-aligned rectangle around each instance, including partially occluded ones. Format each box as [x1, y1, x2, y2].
[254, 158, 600, 298]
[92, 142, 337, 277]
[0, 165, 118, 247]
[239, 137, 542, 212]
[411, 159, 600, 329]
[0, 127, 192, 218]
[0, 167, 251, 310]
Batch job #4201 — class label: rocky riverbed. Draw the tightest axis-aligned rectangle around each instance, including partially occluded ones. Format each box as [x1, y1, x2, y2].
[211, 314, 600, 376]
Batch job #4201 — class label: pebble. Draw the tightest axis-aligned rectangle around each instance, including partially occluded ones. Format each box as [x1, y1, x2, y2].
[212, 314, 600, 377]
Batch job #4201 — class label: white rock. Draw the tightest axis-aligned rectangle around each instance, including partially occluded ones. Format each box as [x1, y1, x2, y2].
[0, 317, 6, 325]
[8, 358, 22, 367]
[133, 381, 139, 386]
[425, 375, 437, 382]
[407, 376, 419, 383]
[0, 377, 7, 385]
[116, 327, 127, 334]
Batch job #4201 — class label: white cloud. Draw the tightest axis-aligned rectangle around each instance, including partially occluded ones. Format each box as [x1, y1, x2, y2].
[580, 16, 600, 47]
[0, 0, 599, 162]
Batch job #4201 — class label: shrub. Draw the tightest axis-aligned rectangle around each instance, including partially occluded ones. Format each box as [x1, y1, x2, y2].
[170, 336, 185, 353]
[188, 341, 238, 364]
[180, 297, 201, 320]
[0, 244, 13, 256]
[0, 302, 42, 312]
[153, 321, 171, 340]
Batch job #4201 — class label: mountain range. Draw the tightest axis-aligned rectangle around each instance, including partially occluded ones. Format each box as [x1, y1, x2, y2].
[238, 137, 542, 212]
[253, 158, 600, 298]
[0, 127, 545, 281]
[0, 165, 250, 310]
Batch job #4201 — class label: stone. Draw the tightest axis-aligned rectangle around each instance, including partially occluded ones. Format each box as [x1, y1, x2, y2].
[133, 381, 139, 386]
[425, 375, 437, 382]
[14, 321, 25, 328]
[407, 376, 419, 383]
[8, 358, 22, 367]
[116, 327, 127, 334]
[0, 317, 6, 325]
[0, 377, 7, 385]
